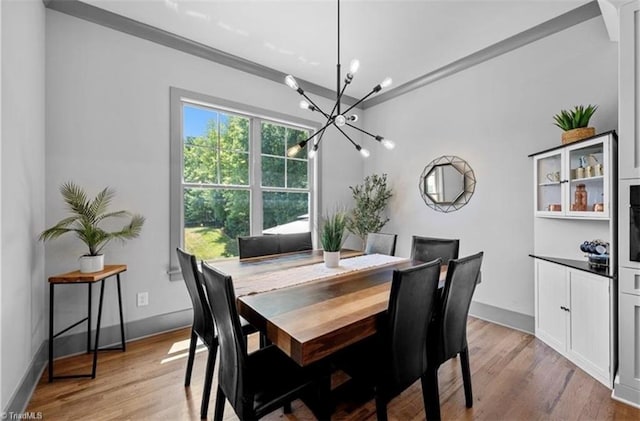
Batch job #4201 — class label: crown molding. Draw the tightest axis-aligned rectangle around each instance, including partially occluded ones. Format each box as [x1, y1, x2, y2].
[361, 1, 602, 109]
[44, 0, 358, 106]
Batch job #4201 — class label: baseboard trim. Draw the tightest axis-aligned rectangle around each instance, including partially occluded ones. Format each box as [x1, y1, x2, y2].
[469, 301, 534, 334]
[3, 308, 192, 414]
[3, 342, 48, 415]
[612, 380, 640, 409]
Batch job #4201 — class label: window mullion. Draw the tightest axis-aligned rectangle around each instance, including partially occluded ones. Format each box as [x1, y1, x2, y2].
[251, 118, 263, 235]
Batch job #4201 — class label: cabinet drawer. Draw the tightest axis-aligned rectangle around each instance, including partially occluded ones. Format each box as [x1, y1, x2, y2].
[620, 267, 640, 296]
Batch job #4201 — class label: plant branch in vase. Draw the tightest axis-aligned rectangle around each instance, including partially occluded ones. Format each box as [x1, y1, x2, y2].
[346, 173, 393, 250]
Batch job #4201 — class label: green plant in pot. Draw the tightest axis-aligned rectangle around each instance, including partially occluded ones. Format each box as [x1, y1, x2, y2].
[346, 173, 393, 250]
[320, 210, 347, 268]
[40, 182, 145, 273]
[553, 104, 598, 145]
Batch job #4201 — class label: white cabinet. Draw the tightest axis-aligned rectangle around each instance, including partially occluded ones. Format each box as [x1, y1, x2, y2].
[533, 133, 615, 219]
[535, 260, 568, 351]
[567, 269, 612, 385]
[618, 292, 640, 392]
[535, 259, 613, 387]
[615, 0, 640, 408]
[615, 267, 640, 405]
[619, 0, 640, 180]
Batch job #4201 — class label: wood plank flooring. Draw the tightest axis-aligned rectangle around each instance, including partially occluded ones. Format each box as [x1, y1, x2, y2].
[27, 317, 640, 420]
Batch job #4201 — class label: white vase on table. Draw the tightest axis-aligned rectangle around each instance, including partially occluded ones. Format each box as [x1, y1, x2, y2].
[323, 251, 340, 268]
[79, 254, 104, 273]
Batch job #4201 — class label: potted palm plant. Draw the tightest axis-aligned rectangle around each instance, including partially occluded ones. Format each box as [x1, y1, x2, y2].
[320, 210, 347, 268]
[553, 104, 598, 144]
[40, 182, 145, 273]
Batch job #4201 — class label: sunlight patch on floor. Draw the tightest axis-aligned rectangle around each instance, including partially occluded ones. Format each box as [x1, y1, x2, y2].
[161, 337, 205, 364]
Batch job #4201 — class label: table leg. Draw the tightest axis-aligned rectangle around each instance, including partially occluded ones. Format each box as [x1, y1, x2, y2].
[87, 283, 92, 353]
[48, 283, 54, 382]
[116, 274, 126, 352]
[92, 279, 106, 379]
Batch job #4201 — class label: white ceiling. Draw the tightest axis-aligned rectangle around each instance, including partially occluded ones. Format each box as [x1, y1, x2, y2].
[83, 0, 590, 98]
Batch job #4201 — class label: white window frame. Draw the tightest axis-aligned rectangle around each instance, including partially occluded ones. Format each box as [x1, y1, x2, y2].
[169, 87, 320, 280]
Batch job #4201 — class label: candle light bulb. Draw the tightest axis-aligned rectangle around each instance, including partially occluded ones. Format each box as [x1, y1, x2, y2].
[380, 77, 392, 89]
[381, 138, 396, 150]
[349, 59, 360, 74]
[287, 144, 301, 157]
[285, 75, 299, 90]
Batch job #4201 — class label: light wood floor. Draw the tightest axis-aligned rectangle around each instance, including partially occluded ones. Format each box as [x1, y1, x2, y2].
[27, 317, 640, 420]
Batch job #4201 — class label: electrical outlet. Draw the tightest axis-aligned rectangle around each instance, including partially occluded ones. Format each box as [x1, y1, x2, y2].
[137, 292, 149, 307]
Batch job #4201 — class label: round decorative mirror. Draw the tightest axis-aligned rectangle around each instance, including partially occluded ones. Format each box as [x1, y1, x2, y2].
[419, 155, 476, 213]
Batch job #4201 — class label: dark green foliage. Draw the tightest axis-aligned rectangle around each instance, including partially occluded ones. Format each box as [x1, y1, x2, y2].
[39, 181, 145, 256]
[320, 210, 347, 252]
[553, 105, 598, 130]
[346, 173, 393, 242]
[182, 114, 310, 258]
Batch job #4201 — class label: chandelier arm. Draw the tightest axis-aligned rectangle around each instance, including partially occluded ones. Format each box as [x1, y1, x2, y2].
[312, 129, 326, 150]
[334, 125, 361, 150]
[342, 89, 378, 115]
[345, 123, 381, 140]
[302, 120, 333, 145]
[300, 92, 331, 118]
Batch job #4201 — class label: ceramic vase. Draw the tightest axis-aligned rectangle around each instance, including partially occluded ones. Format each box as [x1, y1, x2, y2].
[80, 254, 104, 273]
[323, 251, 340, 268]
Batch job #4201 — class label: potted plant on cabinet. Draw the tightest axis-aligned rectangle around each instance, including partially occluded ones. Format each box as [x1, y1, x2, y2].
[346, 173, 393, 250]
[553, 104, 598, 144]
[320, 210, 347, 268]
[39, 182, 145, 273]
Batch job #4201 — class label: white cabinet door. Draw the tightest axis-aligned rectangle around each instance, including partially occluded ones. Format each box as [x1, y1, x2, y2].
[534, 150, 564, 216]
[535, 260, 568, 353]
[619, 0, 640, 179]
[619, 292, 640, 393]
[533, 134, 612, 219]
[567, 270, 611, 387]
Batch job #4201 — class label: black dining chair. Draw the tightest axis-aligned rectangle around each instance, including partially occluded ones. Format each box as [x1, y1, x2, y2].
[424, 251, 484, 421]
[201, 262, 318, 421]
[364, 232, 398, 256]
[237, 235, 280, 259]
[176, 248, 257, 419]
[410, 236, 460, 265]
[335, 259, 442, 421]
[278, 232, 313, 254]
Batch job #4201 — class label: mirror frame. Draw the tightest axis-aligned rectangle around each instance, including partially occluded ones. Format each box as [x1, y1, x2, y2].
[419, 155, 476, 213]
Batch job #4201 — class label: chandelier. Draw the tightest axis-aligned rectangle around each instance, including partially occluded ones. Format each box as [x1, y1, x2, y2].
[284, 0, 395, 159]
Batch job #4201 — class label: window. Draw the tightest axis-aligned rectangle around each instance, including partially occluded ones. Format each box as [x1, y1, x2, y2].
[170, 88, 318, 278]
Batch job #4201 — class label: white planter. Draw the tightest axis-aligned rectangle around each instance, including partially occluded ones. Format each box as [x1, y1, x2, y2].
[323, 251, 340, 268]
[80, 254, 104, 273]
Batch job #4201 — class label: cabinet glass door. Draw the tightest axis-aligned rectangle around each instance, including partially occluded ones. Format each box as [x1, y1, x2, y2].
[566, 139, 608, 218]
[535, 151, 563, 214]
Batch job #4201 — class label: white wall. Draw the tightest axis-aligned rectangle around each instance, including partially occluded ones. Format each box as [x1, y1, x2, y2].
[362, 17, 618, 317]
[45, 10, 363, 331]
[1, 0, 46, 410]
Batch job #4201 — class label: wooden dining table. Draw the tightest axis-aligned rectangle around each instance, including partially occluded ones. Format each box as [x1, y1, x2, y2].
[210, 249, 447, 367]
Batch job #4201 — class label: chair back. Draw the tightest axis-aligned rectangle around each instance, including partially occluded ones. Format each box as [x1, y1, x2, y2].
[238, 235, 280, 259]
[364, 233, 397, 256]
[383, 259, 441, 396]
[410, 236, 460, 264]
[201, 262, 249, 412]
[176, 248, 215, 347]
[278, 232, 313, 254]
[436, 252, 483, 362]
